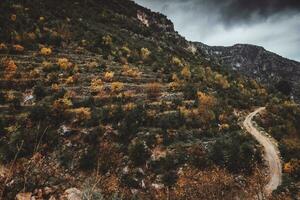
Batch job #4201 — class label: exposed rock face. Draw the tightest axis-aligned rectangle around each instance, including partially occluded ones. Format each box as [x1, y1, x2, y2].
[195, 42, 300, 101]
[64, 188, 82, 200]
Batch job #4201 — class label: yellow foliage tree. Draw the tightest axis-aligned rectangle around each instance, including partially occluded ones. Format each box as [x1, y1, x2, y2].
[90, 78, 103, 93]
[171, 56, 183, 67]
[111, 82, 124, 93]
[102, 35, 112, 46]
[0, 43, 8, 51]
[145, 82, 162, 99]
[181, 66, 191, 80]
[197, 92, 216, 123]
[57, 58, 72, 70]
[53, 97, 73, 111]
[140, 47, 151, 60]
[69, 107, 91, 122]
[4, 59, 17, 79]
[122, 65, 140, 78]
[40, 47, 52, 56]
[104, 71, 114, 82]
[214, 73, 230, 89]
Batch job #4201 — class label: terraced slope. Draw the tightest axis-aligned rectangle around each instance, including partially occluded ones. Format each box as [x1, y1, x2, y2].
[0, 0, 293, 199]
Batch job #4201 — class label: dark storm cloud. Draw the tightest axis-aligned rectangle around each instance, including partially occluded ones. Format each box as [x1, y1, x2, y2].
[134, 0, 300, 61]
[137, 0, 300, 25]
[208, 0, 300, 24]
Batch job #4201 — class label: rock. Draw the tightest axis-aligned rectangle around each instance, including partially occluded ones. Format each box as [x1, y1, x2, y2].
[43, 186, 54, 195]
[58, 125, 74, 136]
[64, 188, 82, 200]
[49, 196, 56, 200]
[16, 192, 32, 200]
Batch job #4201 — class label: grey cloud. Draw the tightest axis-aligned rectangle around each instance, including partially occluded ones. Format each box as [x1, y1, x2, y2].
[134, 0, 300, 61]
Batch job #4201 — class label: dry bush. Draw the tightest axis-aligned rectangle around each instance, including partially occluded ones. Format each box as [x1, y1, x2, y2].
[57, 58, 72, 70]
[197, 92, 216, 122]
[140, 47, 151, 60]
[53, 97, 72, 111]
[103, 71, 114, 82]
[175, 167, 239, 200]
[90, 78, 104, 93]
[170, 56, 183, 67]
[181, 66, 191, 80]
[123, 103, 137, 111]
[0, 43, 8, 51]
[111, 82, 124, 93]
[12, 44, 24, 53]
[40, 47, 52, 56]
[145, 82, 162, 99]
[68, 107, 91, 122]
[122, 65, 141, 78]
[3, 59, 17, 80]
[214, 73, 230, 89]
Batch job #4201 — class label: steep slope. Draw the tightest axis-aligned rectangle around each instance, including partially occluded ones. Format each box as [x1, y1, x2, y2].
[195, 42, 300, 101]
[0, 0, 298, 199]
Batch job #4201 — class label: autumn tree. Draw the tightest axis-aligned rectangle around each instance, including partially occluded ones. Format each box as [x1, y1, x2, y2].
[145, 82, 162, 99]
[181, 66, 191, 80]
[140, 47, 151, 60]
[197, 92, 216, 123]
[3, 59, 17, 80]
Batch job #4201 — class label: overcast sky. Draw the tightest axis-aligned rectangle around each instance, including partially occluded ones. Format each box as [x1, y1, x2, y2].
[134, 0, 300, 61]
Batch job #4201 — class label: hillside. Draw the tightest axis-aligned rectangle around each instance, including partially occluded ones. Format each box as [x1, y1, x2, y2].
[196, 42, 300, 101]
[0, 0, 299, 199]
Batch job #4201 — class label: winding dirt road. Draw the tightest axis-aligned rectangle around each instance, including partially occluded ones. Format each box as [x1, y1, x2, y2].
[243, 107, 282, 196]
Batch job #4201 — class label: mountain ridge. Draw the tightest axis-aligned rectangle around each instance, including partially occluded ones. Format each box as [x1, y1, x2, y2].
[195, 41, 300, 101]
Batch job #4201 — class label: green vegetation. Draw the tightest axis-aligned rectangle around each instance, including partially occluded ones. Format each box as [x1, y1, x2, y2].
[0, 0, 297, 199]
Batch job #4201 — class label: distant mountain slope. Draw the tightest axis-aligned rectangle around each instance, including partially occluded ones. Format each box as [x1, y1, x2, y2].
[195, 42, 300, 101]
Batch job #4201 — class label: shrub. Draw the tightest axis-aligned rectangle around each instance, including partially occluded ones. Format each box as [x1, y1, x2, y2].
[69, 107, 92, 122]
[145, 82, 162, 99]
[33, 84, 47, 100]
[209, 132, 261, 173]
[111, 82, 124, 93]
[3, 59, 17, 79]
[181, 66, 191, 80]
[12, 44, 24, 53]
[29, 104, 50, 121]
[79, 147, 99, 170]
[90, 78, 104, 93]
[104, 71, 114, 82]
[170, 56, 183, 67]
[140, 47, 151, 60]
[102, 35, 112, 47]
[128, 140, 150, 166]
[122, 65, 140, 78]
[40, 47, 52, 56]
[57, 58, 72, 70]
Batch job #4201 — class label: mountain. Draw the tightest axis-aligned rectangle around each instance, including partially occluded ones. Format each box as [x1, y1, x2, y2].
[195, 42, 300, 101]
[0, 0, 299, 199]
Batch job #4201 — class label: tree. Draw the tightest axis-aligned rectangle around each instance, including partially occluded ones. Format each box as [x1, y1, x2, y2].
[40, 47, 52, 56]
[145, 82, 162, 99]
[128, 140, 150, 166]
[104, 71, 114, 82]
[275, 80, 292, 96]
[33, 84, 47, 100]
[3, 59, 17, 80]
[181, 66, 191, 80]
[111, 82, 124, 93]
[140, 47, 151, 60]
